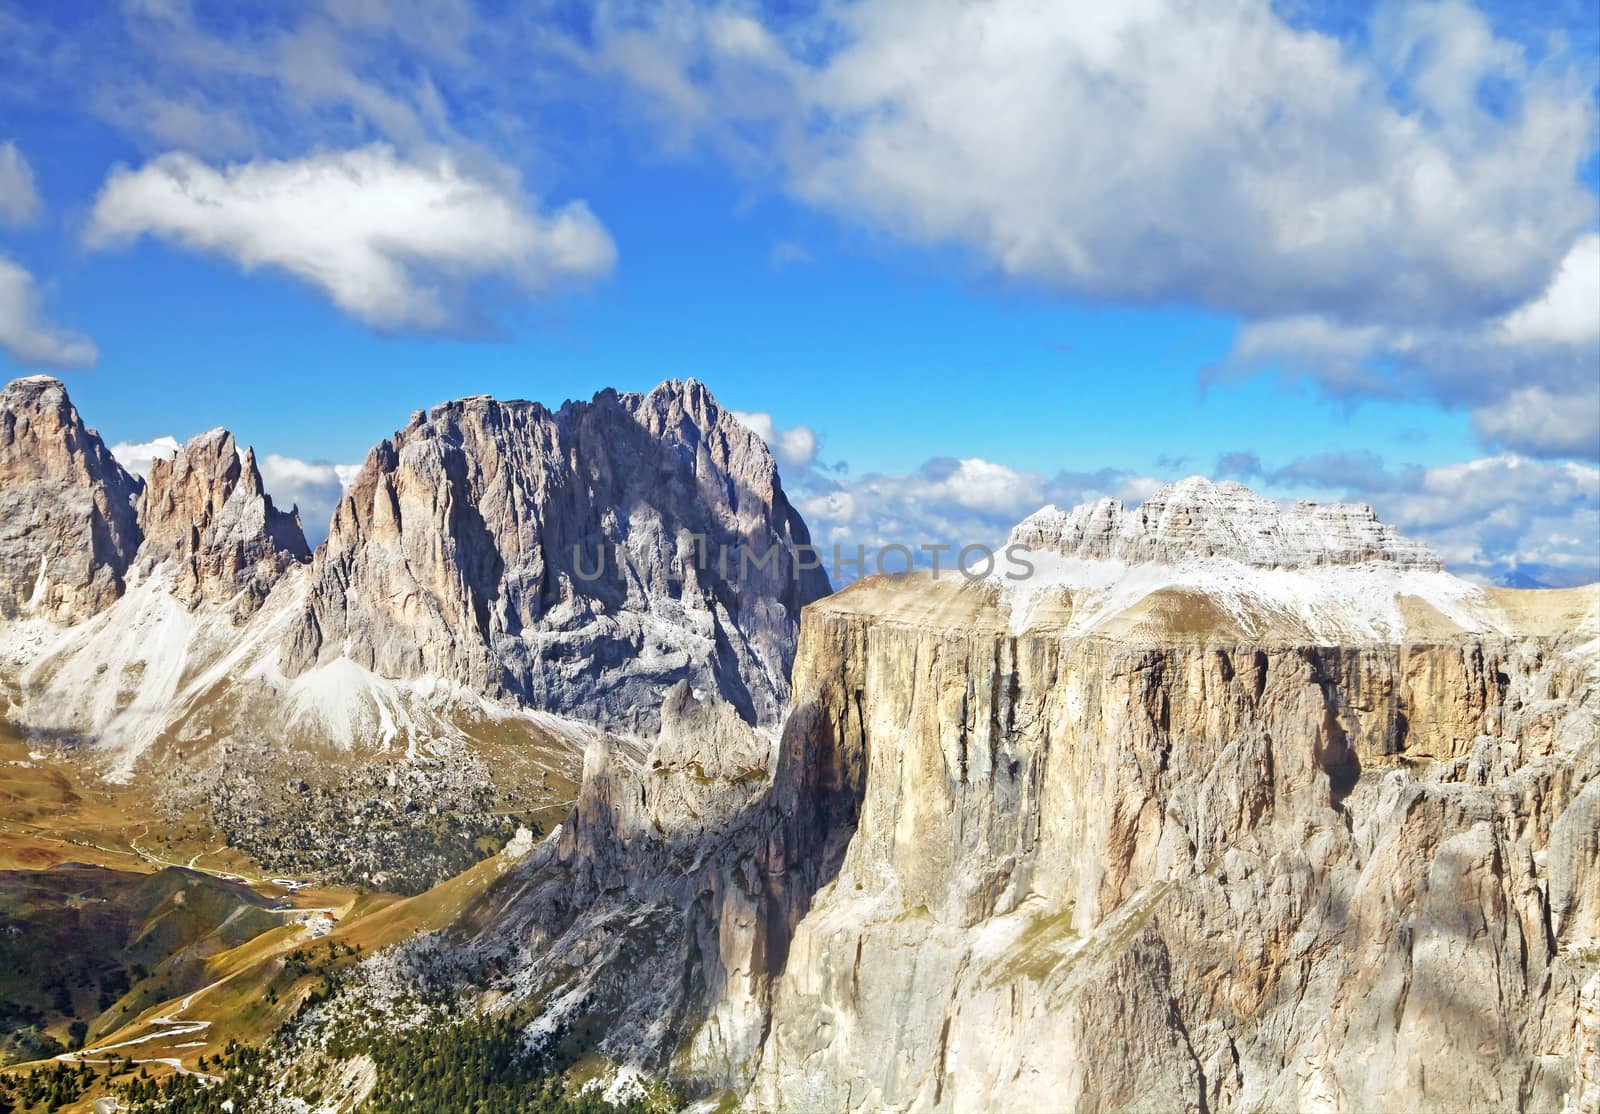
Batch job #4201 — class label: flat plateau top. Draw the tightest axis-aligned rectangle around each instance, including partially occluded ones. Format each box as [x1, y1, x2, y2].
[811, 568, 1600, 646]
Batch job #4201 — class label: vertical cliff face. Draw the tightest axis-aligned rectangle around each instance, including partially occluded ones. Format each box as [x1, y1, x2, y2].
[748, 575, 1599, 1113]
[136, 428, 310, 621]
[281, 380, 830, 729]
[0, 376, 142, 624]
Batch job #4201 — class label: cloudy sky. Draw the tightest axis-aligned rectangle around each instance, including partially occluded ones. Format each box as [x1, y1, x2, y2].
[1, 0, 1596, 585]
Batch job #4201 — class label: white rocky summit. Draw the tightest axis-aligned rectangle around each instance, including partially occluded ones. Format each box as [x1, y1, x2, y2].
[455, 499, 1598, 1114]
[999, 476, 1489, 644]
[1011, 475, 1439, 569]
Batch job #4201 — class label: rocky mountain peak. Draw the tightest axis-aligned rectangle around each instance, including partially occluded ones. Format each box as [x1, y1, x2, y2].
[281, 379, 830, 730]
[137, 427, 310, 621]
[0, 375, 142, 623]
[1010, 474, 1440, 570]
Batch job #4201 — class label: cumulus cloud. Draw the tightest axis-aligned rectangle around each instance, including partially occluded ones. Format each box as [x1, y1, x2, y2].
[85, 145, 616, 330]
[795, 458, 1155, 576]
[732, 410, 819, 472]
[257, 454, 362, 543]
[108, 434, 181, 478]
[0, 141, 38, 225]
[1228, 233, 1600, 458]
[1473, 387, 1599, 460]
[589, 0, 1593, 326]
[0, 255, 98, 369]
[584, 0, 1597, 459]
[1499, 234, 1600, 348]
[1219, 449, 1599, 586]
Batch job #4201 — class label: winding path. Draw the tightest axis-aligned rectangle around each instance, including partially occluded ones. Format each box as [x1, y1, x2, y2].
[57, 984, 223, 1085]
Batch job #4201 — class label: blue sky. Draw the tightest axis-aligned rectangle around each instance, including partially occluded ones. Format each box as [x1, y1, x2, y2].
[0, 0, 1596, 585]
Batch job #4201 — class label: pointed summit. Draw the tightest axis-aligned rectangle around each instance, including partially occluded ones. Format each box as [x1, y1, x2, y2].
[136, 428, 310, 621]
[0, 376, 142, 623]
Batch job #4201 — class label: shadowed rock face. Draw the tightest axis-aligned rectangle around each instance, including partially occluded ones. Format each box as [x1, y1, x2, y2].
[280, 379, 831, 730]
[0, 376, 142, 624]
[137, 428, 310, 622]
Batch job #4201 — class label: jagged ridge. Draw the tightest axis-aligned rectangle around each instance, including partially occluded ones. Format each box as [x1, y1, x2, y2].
[137, 428, 310, 621]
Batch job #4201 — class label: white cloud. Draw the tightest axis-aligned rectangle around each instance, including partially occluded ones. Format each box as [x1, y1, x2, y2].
[587, 0, 1597, 462]
[1228, 244, 1600, 459]
[1499, 234, 1600, 348]
[797, 457, 1151, 562]
[109, 434, 181, 478]
[0, 141, 38, 225]
[1371, 455, 1600, 586]
[85, 145, 616, 330]
[732, 409, 818, 471]
[257, 453, 362, 543]
[1473, 387, 1599, 460]
[592, 0, 1594, 327]
[0, 255, 98, 369]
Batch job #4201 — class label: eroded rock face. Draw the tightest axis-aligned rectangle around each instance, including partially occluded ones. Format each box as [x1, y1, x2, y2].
[469, 680, 855, 1087]
[749, 577, 1599, 1113]
[0, 376, 142, 624]
[280, 380, 830, 730]
[136, 428, 310, 621]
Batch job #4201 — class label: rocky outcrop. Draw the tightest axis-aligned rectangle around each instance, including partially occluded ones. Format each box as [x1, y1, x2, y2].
[998, 476, 1497, 645]
[0, 376, 142, 624]
[1012, 475, 1439, 569]
[280, 380, 830, 730]
[136, 428, 310, 621]
[466, 491, 1598, 1113]
[462, 678, 856, 1088]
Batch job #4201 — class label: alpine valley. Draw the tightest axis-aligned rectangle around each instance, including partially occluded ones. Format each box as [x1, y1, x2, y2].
[0, 374, 1595, 1114]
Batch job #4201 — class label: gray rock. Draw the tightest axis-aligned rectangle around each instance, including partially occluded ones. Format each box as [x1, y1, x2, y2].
[1012, 474, 1440, 569]
[0, 376, 142, 624]
[280, 379, 830, 730]
[136, 428, 310, 622]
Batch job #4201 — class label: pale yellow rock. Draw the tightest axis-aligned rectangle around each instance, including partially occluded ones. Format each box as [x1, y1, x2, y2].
[742, 574, 1600, 1112]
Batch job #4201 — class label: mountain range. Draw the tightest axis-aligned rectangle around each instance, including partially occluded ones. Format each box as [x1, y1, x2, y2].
[0, 373, 1595, 1112]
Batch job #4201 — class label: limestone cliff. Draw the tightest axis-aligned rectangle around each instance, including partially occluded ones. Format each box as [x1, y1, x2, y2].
[0, 376, 142, 624]
[136, 428, 310, 621]
[280, 380, 830, 730]
[750, 574, 1599, 1112]
[471, 489, 1599, 1113]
